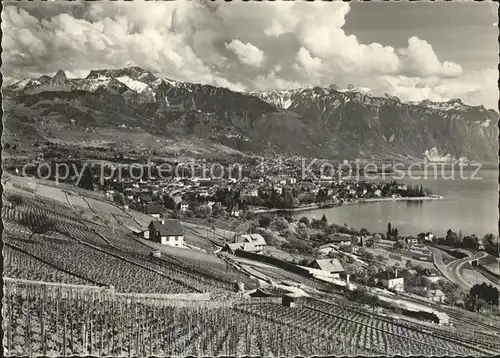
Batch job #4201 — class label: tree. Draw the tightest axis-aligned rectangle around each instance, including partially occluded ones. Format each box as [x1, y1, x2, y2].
[321, 214, 328, 223]
[299, 217, 310, 226]
[19, 214, 56, 240]
[78, 164, 94, 191]
[113, 192, 126, 206]
[469, 283, 499, 306]
[405, 260, 413, 269]
[360, 228, 369, 236]
[387, 223, 392, 236]
[259, 216, 272, 228]
[393, 240, 405, 251]
[163, 195, 177, 210]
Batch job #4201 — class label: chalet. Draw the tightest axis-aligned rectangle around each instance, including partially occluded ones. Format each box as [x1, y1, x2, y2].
[378, 270, 404, 292]
[145, 204, 163, 219]
[236, 234, 267, 252]
[222, 242, 261, 254]
[147, 219, 184, 247]
[308, 259, 344, 278]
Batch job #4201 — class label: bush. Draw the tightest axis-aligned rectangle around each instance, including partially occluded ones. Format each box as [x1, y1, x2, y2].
[272, 217, 289, 231]
[281, 237, 313, 255]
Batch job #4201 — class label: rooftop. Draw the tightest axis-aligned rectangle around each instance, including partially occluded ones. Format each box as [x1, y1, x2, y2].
[149, 219, 184, 236]
[309, 259, 344, 273]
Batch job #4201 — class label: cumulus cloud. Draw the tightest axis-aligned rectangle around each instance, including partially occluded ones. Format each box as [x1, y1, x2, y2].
[225, 39, 265, 68]
[1, 1, 495, 108]
[398, 37, 463, 78]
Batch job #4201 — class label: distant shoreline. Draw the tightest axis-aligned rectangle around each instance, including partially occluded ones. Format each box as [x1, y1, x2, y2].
[250, 195, 443, 214]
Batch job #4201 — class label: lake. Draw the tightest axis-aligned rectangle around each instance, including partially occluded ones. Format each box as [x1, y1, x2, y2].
[295, 168, 498, 237]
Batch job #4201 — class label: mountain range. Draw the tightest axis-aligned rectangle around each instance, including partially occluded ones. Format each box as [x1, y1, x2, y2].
[3, 66, 498, 160]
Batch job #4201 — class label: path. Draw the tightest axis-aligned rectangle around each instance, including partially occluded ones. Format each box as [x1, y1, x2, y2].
[430, 247, 489, 290]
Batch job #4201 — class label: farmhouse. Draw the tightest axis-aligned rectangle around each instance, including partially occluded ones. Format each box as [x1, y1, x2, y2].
[236, 234, 267, 252]
[308, 259, 344, 278]
[147, 219, 184, 247]
[378, 270, 405, 292]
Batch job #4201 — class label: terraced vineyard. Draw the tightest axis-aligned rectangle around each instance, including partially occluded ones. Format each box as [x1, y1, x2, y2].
[3, 281, 494, 357]
[303, 299, 490, 355]
[3, 246, 92, 286]
[3, 194, 257, 294]
[2, 189, 498, 357]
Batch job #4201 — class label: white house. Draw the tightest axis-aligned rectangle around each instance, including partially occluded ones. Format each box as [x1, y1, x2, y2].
[308, 259, 345, 279]
[379, 270, 404, 292]
[236, 234, 267, 252]
[147, 219, 184, 247]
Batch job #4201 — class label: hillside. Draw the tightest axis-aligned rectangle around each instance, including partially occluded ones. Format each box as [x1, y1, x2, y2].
[3, 66, 498, 160]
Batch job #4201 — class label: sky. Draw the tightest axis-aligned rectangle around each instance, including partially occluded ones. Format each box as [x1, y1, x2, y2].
[2, 0, 498, 109]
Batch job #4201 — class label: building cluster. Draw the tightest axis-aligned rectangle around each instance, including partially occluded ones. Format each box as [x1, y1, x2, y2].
[100, 166, 421, 219]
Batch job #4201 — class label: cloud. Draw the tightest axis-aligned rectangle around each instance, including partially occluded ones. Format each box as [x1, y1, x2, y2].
[398, 37, 463, 78]
[1, 1, 495, 108]
[225, 39, 265, 68]
[379, 68, 498, 110]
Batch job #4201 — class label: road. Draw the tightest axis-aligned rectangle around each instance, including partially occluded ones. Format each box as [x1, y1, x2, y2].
[430, 247, 489, 290]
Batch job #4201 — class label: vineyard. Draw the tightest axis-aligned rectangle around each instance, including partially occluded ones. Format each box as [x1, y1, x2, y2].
[2, 192, 258, 294]
[2, 187, 500, 357]
[2, 281, 495, 357]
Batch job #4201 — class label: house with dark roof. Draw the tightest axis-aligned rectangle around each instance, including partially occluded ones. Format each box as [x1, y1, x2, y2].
[145, 204, 163, 219]
[147, 219, 184, 247]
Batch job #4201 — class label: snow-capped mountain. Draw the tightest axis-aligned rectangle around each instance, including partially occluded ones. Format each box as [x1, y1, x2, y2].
[3, 67, 498, 160]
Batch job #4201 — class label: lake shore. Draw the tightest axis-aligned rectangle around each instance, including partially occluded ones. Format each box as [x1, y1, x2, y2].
[250, 195, 444, 214]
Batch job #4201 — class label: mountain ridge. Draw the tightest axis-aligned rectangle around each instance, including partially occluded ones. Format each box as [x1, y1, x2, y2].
[3, 66, 498, 160]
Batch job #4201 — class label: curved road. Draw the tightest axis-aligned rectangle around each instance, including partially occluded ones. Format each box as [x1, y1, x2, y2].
[430, 247, 489, 290]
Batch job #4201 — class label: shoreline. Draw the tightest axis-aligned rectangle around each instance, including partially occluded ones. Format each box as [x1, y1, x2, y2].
[250, 195, 444, 214]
